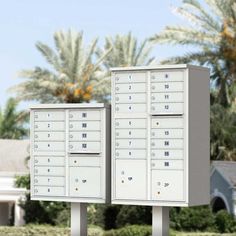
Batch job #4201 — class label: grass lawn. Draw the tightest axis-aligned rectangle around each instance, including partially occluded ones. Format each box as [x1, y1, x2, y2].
[0, 225, 235, 236]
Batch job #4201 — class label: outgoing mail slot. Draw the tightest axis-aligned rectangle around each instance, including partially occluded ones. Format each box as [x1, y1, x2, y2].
[69, 156, 100, 167]
[115, 149, 146, 159]
[34, 176, 65, 186]
[115, 83, 146, 93]
[115, 93, 146, 103]
[151, 71, 184, 82]
[34, 166, 65, 176]
[151, 118, 183, 129]
[151, 129, 183, 139]
[151, 103, 183, 114]
[114, 72, 146, 83]
[34, 132, 65, 141]
[151, 92, 184, 103]
[116, 129, 146, 139]
[69, 142, 101, 153]
[151, 170, 184, 201]
[151, 160, 184, 170]
[34, 122, 64, 131]
[69, 167, 101, 197]
[151, 139, 184, 149]
[34, 156, 64, 166]
[34, 111, 65, 121]
[69, 110, 101, 121]
[115, 104, 146, 113]
[115, 160, 146, 200]
[151, 149, 184, 159]
[116, 139, 146, 149]
[115, 119, 146, 129]
[34, 186, 64, 196]
[69, 131, 101, 141]
[151, 82, 183, 92]
[34, 142, 65, 152]
[69, 121, 100, 131]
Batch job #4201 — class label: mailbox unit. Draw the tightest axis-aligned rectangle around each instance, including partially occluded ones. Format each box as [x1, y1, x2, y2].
[30, 104, 111, 203]
[111, 64, 210, 207]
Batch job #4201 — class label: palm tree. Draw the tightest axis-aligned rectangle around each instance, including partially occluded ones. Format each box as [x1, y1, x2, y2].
[11, 30, 111, 103]
[97, 32, 155, 68]
[210, 103, 236, 160]
[150, 0, 236, 107]
[0, 98, 28, 139]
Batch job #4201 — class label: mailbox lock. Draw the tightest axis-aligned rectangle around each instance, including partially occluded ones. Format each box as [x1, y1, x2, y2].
[35, 189, 38, 193]
[115, 77, 119, 81]
[116, 97, 119, 101]
[35, 134, 38, 138]
[69, 114, 73, 118]
[75, 178, 79, 183]
[116, 87, 119, 91]
[75, 188, 78, 191]
[70, 134, 73, 138]
[35, 114, 38, 119]
[74, 160, 77, 164]
[70, 124, 73, 128]
[156, 122, 159, 126]
[151, 75, 155, 80]
[115, 107, 119, 111]
[151, 96, 155, 101]
[151, 85, 155, 90]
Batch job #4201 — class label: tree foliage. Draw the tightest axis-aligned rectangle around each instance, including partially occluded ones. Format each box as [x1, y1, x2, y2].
[0, 98, 28, 139]
[97, 32, 155, 68]
[12, 30, 111, 103]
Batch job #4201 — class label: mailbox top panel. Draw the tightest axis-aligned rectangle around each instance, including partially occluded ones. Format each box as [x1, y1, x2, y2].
[110, 64, 209, 72]
[30, 103, 110, 110]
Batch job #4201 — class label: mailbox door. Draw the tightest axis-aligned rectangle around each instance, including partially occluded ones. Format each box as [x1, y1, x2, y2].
[115, 160, 146, 200]
[69, 167, 101, 198]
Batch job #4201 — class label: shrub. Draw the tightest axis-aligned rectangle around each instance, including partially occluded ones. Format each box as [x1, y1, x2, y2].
[116, 206, 151, 228]
[214, 210, 236, 233]
[170, 206, 215, 232]
[104, 225, 151, 236]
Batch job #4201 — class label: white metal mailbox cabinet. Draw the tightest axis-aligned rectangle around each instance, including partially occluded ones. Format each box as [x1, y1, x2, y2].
[111, 64, 210, 207]
[30, 103, 111, 203]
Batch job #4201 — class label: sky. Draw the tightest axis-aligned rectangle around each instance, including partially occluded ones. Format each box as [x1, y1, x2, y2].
[0, 0, 195, 110]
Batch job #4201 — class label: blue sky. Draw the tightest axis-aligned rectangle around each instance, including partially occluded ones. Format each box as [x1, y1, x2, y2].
[0, 0, 195, 110]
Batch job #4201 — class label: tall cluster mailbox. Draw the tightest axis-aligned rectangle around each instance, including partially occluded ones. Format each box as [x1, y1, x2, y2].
[30, 104, 111, 203]
[111, 64, 210, 206]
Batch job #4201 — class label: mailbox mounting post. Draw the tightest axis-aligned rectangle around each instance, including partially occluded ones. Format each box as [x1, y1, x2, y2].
[71, 203, 87, 236]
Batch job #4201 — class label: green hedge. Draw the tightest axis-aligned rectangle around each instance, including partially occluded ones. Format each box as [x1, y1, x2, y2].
[104, 225, 151, 236]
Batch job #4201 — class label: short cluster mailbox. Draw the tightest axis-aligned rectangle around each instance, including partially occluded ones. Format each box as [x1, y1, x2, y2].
[30, 104, 110, 203]
[111, 64, 210, 206]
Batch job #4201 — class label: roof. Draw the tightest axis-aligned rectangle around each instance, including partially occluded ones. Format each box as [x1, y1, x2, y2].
[110, 64, 209, 72]
[0, 139, 29, 175]
[30, 103, 110, 109]
[212, 161, 236, 187]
